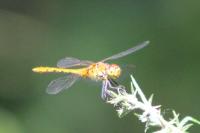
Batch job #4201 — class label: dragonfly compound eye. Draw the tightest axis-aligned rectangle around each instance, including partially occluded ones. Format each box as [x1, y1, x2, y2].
[108, 64, 121, 79]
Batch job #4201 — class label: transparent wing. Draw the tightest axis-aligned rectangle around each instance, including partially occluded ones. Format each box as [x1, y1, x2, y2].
[46, 74, 79, 94]
[57, 57, 93, 68]
[101, 41, 149, 62]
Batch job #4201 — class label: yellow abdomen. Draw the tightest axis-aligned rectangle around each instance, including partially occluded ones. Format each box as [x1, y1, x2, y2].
[32, 66, 87, 76]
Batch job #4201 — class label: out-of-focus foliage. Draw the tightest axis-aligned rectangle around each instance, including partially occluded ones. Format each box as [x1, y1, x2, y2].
[0, 0, 199, 133]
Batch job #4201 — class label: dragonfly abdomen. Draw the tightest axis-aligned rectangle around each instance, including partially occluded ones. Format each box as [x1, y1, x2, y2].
[32, 66, 86, 75]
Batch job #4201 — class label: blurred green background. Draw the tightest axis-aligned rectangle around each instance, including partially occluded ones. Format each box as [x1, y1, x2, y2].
[0, 0, 199, 132]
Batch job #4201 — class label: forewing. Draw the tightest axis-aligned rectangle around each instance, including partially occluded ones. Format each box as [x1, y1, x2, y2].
[101, 41, 149, 62]
[46, 74, 79, 94]
[57, 57, 93, 68]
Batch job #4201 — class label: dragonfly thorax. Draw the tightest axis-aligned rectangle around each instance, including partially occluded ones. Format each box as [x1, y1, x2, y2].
[87, 62, 121, 81]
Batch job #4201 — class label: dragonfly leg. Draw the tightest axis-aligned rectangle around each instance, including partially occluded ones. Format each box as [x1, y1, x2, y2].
[107, 80, 126, 94]
[101, 79, 126, 100]
[101, 81, 108, 100]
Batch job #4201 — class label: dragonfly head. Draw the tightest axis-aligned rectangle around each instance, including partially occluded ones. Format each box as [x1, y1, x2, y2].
[107, 64, 121, 79]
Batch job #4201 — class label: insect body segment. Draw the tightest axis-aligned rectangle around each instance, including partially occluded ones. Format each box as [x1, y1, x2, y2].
[32, 66, 87, 76]
[86, 62, 121, 81]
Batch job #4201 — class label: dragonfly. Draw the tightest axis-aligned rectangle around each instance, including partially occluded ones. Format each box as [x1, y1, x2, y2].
[32, 41, 149, 99]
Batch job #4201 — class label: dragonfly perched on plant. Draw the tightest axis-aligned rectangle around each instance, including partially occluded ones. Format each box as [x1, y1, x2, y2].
[32, 41, 149, 99]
